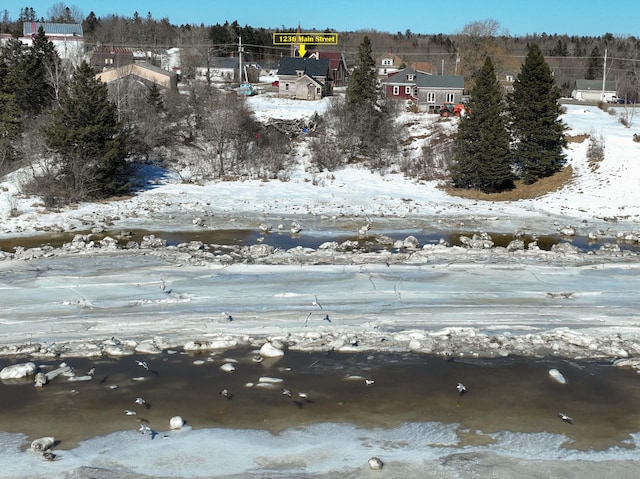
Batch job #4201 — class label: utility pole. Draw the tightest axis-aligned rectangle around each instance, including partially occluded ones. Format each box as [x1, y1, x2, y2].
[238, 36, 243, 84]
[601, 48, 607, 101]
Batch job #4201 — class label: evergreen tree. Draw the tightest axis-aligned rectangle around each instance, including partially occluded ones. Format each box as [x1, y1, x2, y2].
[83, 11, 100, 36]
[450, 57, 514, 193]
[346, 35, 377, 108]
[336, 35, 399, 165]
[0, 31, 57, 115]
[0, 41, 22, 172]
[509, 44, 566, 184]
[146, 83, 164, 112]
[585, 46, 602, 80]
[43, 61, 131, 203]
[27, 27, 57, 111]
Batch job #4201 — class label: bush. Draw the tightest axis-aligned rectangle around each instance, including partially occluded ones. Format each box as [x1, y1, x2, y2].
[586, 133, 605, 171]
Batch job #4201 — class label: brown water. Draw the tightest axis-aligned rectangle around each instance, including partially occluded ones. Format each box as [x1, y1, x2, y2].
[1, 350, 639, 453]
[2, 227, 638, 254]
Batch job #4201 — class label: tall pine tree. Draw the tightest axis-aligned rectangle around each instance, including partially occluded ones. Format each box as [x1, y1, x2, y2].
[341, 35, 398, 164]
[509, 44, 566, 184]
[450, 57, 513, 193]
[346, 35, 377, 108]
[43, 61, 131, 204]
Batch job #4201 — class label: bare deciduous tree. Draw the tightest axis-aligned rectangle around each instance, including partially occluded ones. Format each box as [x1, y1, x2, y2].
[455, 19, 507, 90]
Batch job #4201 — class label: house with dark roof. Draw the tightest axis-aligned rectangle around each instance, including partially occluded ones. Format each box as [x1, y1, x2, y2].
[90, 46, 135, 71]
[276, 56, 333, 100]
[381, 67, 465, 112]
[380, 66, 421, 101]
[416, 74, 465, 112]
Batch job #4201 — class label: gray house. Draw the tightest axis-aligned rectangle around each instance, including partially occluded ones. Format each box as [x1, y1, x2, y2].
[415, 75, 465, 112]
[571, 80, 617, 103]
[381, 67, 465, 112]
[276, 56, 333, 100]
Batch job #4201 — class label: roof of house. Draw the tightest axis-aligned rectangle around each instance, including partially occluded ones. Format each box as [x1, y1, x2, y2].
[382, 69, 464, 89]
[317, 51, 347, 70]
[92, 46, 134, 54]
[277, 56, 331, 78]
[96, 61, 177, 84]
[575, 79, 617, 91]
[23, 22, 83, 36]
[381, 66, 419, 85]
[376, 54, 403, 65]
[210, 57, 238, 69]
[411, 62, 436, 75]
[416, 74, 464, 89]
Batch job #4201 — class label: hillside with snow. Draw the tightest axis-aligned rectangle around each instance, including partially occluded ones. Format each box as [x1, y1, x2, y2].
[0, 98, 639, 240]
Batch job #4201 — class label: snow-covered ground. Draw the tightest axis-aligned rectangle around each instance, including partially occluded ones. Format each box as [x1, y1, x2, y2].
[2, 97, 640, 478]
[1, 99, 639, 359]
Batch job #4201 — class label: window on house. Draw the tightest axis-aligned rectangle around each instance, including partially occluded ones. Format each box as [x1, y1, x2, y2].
[297, 71, 303, 77]
[427, 92, 436, 103]
[405, 86, 411, 95]
[382, 58, 392, 65]
[407, 74, 415, 81]
[285, 83, 290, 91]
[105, 58, 113, 64]
[445, 92, 455, 103]
[392, 86, 399, 95]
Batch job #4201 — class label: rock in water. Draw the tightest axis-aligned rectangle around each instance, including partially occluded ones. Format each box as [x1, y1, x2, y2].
[368, 457, 384, 470]
[31, 437, 55, 452]
[0, 362, 37, 380]
[259, 342, 285, 358]
[34, 372, 47, 387]
[169, 416, 185, 429]
[548, 368, 567, 384]
[220, 363, 236, 372]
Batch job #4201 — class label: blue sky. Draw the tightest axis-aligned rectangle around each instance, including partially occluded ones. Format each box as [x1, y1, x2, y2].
[8, 0, 638, 37]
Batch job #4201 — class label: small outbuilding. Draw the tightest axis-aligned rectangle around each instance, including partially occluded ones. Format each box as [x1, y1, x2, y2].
[571, 80, 617, 103]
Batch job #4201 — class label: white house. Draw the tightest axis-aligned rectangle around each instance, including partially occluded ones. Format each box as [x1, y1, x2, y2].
[20, 22, 85, 66]
[571, 79, 617, 103]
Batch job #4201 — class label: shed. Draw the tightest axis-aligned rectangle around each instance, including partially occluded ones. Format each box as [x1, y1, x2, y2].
[571, 80, 617, 103]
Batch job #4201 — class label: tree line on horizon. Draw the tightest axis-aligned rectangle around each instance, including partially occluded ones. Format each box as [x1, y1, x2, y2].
[2, 5, 640, 98]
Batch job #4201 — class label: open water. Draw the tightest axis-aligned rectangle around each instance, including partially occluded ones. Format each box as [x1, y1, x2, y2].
[1, 350, 640, 478]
